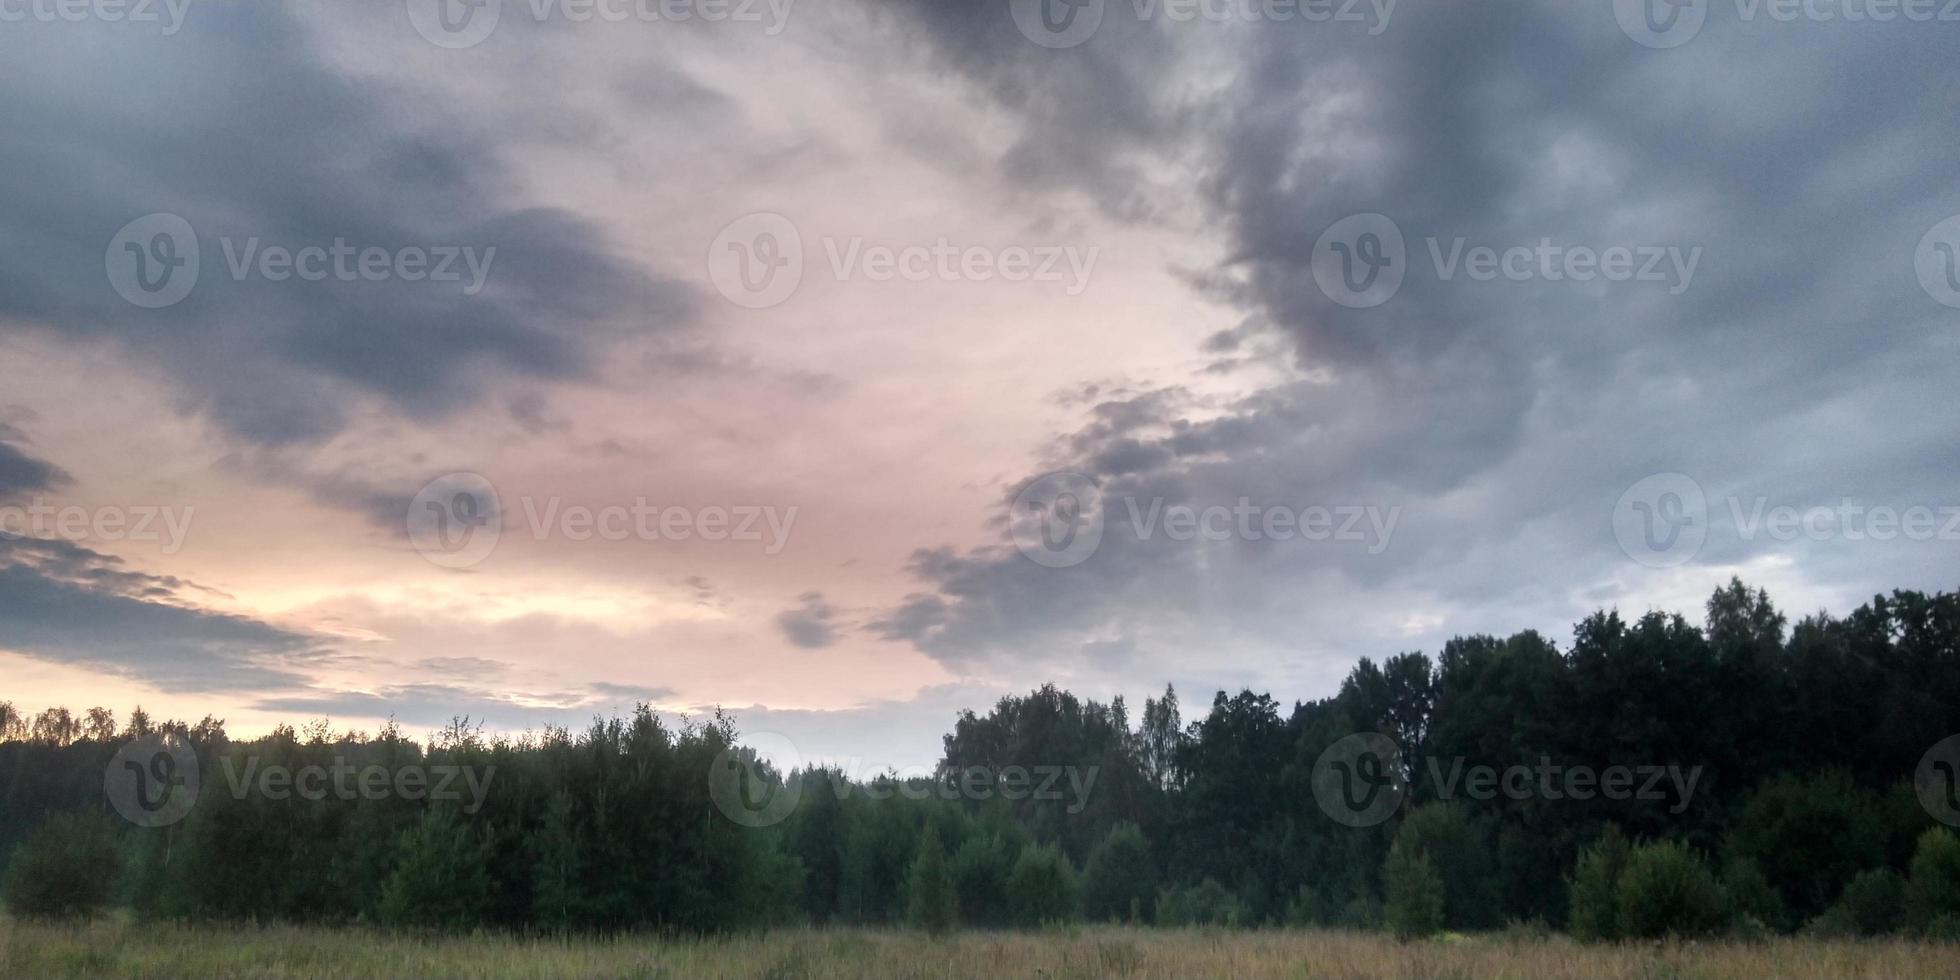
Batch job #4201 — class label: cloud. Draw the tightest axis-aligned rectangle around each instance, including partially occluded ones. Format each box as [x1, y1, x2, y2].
[0, 439, 70, 502]
[0, 5, 697, 449]
[0, 534, 321, 692]
[867, 2, 1960, 686]
[252, 680, 679, 732]
[775, 591, 839, 649]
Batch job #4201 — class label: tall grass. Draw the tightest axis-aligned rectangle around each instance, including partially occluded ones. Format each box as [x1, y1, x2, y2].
[2, 917, 1954, 979]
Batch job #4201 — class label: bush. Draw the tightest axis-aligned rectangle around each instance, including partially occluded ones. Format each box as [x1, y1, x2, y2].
[376, 808, 493, 930]
[1720, 856, 1787, 933]
[1006, 842, 1077, 926]
[949, 834, 1015, 927]
[1727, 773, 1883, 923]
[1615, 840, 1727, 939]
[1080, 822, 1155, 924]
[905, 826, 957, 934]
[1819, 868, 1905, 936]
[1568, 825, 1630, 941]
[1, 812, 121, 919]
[1383, 838, 1444, 940]
[1906, 827, 1960, 935]
[1391, 803, 1500, 930]
[1154, 878, 1244, 927]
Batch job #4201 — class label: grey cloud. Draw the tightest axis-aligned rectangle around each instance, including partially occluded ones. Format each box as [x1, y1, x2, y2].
[870, 3, 1960, 681]
[776, 591, 839, 649]
[0, 440, 71, 502]
[0, 534, 320, 691]
[0, 6, 696, 450]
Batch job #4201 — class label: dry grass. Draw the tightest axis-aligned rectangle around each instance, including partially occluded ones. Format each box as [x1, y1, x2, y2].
[3, 918, 1955, 979]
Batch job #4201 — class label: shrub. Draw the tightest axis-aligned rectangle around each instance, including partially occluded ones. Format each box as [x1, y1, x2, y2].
[1080, 822, 1156, 924]
[1906, 827, 1960, 935]
[949, 834, 1015, 927]
[1, 812, 121, 919]
[905, 826, 957, 934]
[1824, 868, 1905, 936]
[1568, 825, 1630, 941]
[1391, 803, 1500, 930]
[1727, 773, 1883, 923]
[376, 808, 493, 930]
[1720, 856, 1787, 934]
[1155, 878, 1244, 927]
[1383, 838, 1445, 940]
[1006, 842, 1077, 926]
[1615, 840, 1727, 939]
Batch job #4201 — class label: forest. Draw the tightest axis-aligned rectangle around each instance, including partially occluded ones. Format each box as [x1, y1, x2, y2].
[3, 578, 1959, 942]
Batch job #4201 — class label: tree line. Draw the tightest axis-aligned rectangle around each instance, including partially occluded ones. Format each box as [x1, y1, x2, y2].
[2, 577, 1959, 939]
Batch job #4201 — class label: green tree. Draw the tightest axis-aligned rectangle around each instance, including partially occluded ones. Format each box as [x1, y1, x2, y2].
[1081, 822, 1156, 923]
[905, 825, 957, 934]
[949, 833, 1016, 927]
[1006, 842, 1077, 926]
[377, 808, 493, 930]
[1390, 803, 1499, 930]
[1616, 840, 1727, 939]
[1383, 838, 1445, 940]
[1905, 827, 1960, 935]
[1, 812, 120, 919]
[1569, 825, 1631, 941]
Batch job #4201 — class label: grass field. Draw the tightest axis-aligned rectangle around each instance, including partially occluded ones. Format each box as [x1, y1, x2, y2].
[4, 919, 1957, 979]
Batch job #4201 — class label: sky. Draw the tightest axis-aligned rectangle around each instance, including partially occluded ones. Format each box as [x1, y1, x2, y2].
[1, 0, 1956, 771]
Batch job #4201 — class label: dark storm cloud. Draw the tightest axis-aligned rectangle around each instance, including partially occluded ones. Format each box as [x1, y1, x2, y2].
[0, 5, 695, 448]
[775, 591, 839, 649]
[0, 535, 320, 691]
[0, 440, 71, 502]
[873, 4, 1960, 672]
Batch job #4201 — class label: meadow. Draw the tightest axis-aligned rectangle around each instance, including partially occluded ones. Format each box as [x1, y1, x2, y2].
[3, 919, 1956, 980]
